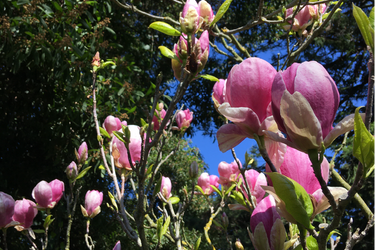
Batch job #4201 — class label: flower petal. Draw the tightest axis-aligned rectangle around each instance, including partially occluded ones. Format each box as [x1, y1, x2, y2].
[280, 91, 323, 151]
[217, 123, 247, 153]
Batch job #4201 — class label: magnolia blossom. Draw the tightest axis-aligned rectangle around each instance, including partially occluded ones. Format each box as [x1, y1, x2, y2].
[176, 109, 193, 130]
[13, 199, 38, 231]
[198, 0, 215, 27]
[81, 190, 103, 219]
[216, 58, 277, 153]
[180, 0, 202, 34]
[0, 192, 17, 229]
[284, 6, 313, 32]
[212, 79, 227, 111]
[152, 103, 168, 131]
[197, 172, 219, 195]
[268, 61, 363, 152]
[161, 176, 172, 200]
[78, 142, 88, 163]
[217, 161, 241, 187]
[113, 241, 121, 250]
[112, 125, 142, 170]
[32, 179, 65, 209]
[238, 169, 267, 204]
[264, 146, 347, 222]
[103, 115, 122, 136]
[249, 196, 285, 250]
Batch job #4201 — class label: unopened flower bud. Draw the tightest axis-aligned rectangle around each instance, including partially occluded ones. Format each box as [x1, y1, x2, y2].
[77, 142, 88, 164]
[235, 239, 244, 250]
[92, 52, 100, 67]
[221, 212, 229, 228]
[180, 0, 201, 35]
[66, 161, 78, 180]
[189, 161, 199, 178]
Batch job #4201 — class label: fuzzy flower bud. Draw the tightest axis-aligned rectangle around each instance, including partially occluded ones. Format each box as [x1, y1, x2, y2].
[77, 142, 88, 164]
[199, 0, 215, 27]
[66, 161, 78, 180]
[92, 52, 100, 67]
[221, 212, 229, 228]
[180, 0, 201, 35]
[189, 161, 199, 178]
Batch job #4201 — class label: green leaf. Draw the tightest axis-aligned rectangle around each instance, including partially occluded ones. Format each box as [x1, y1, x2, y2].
[113, 131, 126, 143]
[43, 215, 54, 229]
[108, 191, 118, 212]
[76, 166, 92, 180]
[105, 27, 116, 35]
[157, 216, 163, 241]
[370, 8, 374, 30]
[195, 185, 205, 195]
[161, 216, 170, 238]
[210, 0, 233, 27]
[230, 190, 246, 206]
[212, 219, 223, 229]
[168, 196, 180, 205]
[306, 236, 318, 250]
[194, 236, 201, 250]
[153, 174, 162, 197]
[210, 185, 222, 197]
[158, 46, 179, 60]
[33, 229, 45, 234]
[99, 127, 111, 139]
[52, 1, 63, 12]
[353, 4, 374, 52]
[146, 164, 154, 176]
[199, 74, 219, 82]
[224, 183, 236, 196]
[17, 0, 30, 5]
[267, 172, 314, 230]
[149, 22, 181, 36]
[353, 107, 374, 176]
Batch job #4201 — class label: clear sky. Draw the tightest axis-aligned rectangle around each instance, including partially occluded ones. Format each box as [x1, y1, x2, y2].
[191, 131, 257, 177]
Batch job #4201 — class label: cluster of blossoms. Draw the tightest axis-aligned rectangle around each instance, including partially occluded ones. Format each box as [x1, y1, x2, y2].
[284, 3, 327, 34]
[179, 0, 215, 35]
[209, 56, 357, 249]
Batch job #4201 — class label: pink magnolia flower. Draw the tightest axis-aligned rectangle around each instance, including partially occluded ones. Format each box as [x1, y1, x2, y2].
[81, 190, 103, 219]
[284, 6, 313, 32]
[309, 3, 327, 20]
[66, 161, 78, 180]
[152, 103, 168, 131]
[13, 199, 38, 230]
[103, 115, 122, 136]
[239, 169, 267, 204]
[216, 58, 277, 152]
[249, 196, 285, 250]
[217, 161, 241, 187]
[113, 241, 121, 250]
[161, 176, 172, 199]
[212, 79, 226, 106]
[264, 146, 347, 222]
[176, 109, 193, 130]
[78, 141, 88, 163]
[32, 179, 65, 209]
[197, 173, 219, 195]
[0, 192, 16, 229]
[199, 0, 215, 26]
[180, 0, 202, 35]
[112, 125, 142, 171]
[269, 61, 361, 152]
